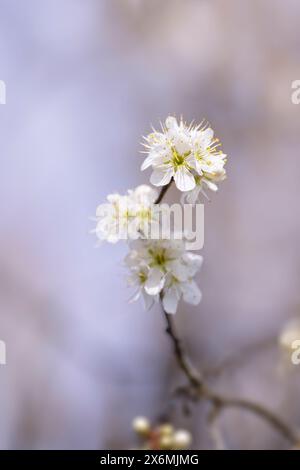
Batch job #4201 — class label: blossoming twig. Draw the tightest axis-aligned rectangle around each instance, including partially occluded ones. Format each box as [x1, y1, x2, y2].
[94, 115, 299, 448]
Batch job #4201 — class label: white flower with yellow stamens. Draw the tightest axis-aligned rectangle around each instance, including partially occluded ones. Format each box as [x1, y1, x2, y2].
[141, 116, 227, 195]
[94, 185, 158, 243]
[183, 124, 227, 202]
[141, 116, 197, 192]
[125, 239, 203, 314]
[127, 264, 158, 310]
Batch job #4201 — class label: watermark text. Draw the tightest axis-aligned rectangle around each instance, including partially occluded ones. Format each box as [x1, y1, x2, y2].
[0, 340, 6, 365]
[291, 339, 300, 365]
[0, 80, 6, 104]
[291, 80, 300, 104]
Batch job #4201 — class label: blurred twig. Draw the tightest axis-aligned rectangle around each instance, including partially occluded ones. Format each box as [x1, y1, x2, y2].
[202, 335, 277, 378]
[163, 309, 299, 445]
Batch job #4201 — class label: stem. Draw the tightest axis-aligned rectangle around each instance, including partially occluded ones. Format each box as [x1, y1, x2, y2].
[163, 306, 202, 389]
[155, 183, 299, 446]
[155, 180, 173, 204]
[208, 394, 299, 444]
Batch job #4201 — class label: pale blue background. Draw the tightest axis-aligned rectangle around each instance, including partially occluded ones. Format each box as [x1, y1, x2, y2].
[0, 0, 299, 449]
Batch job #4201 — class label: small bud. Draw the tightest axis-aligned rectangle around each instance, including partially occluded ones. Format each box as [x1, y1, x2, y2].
[132, 416, 151, 437]
[172, 430, 192, 449]
[159, 435, 174, 450]
[158, 423, 174, 437]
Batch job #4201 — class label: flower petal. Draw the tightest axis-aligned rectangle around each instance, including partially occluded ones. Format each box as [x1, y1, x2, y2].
[203, 179, 218, 192]
[165, 116, 178, 131]
[144, 268, 165, 295]
[174, 167, 196, 192]
[141, 152, 164, 171]
[129, 288, 142, 303]
[133, 185, 158, 204]
[167, 260, 190, 282]
[150, 168, 173, 187]
[142, 291, 155, 310]
[182, 253, 203, 275]
[200, 128, 214, 147]
[181, 281, 202, 305]
[162, 286, 180, 314]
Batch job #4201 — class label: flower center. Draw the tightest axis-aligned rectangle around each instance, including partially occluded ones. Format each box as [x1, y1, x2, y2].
[148, 248, 168, 268]
[138, 207, 152, 221]
[171, 147, 191, 169]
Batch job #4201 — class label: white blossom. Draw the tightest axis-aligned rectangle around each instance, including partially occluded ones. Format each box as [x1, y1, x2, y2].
[94, 185, 158, 243]
[141, 116, 227, 196]
[132, 416, 151, 437]
[132, 417, 192, 450]
[172, 430, 192, 449]
[125, 238, 203, 314]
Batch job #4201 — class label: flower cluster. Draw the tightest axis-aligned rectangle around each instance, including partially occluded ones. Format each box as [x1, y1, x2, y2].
[132, 416, 192, 450]
[95, 185, 158, 243]
[94, 116, 226, 314]
[126, 239, 203, 314]
[141, 116, 226, 202]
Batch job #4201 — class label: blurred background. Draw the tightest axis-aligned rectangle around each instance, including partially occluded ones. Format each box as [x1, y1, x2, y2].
[0, 0, 300, 450]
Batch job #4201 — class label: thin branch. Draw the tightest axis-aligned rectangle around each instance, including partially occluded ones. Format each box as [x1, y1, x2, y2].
[202, 335, 276, 378]
[154, 180, 173, 204]
[208, 404, 227, 450]
[163, 305, 203, 389]
[162, 308, 299, 445]
[207, 394, 299, 444]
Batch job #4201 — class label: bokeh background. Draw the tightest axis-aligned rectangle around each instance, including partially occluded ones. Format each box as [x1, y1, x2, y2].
[0, 0, 300, 449]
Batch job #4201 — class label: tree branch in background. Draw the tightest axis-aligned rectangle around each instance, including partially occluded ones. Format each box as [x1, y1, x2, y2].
[156, 182, 299, 446]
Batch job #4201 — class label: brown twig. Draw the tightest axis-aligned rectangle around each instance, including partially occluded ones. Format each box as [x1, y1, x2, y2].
[163, 304, 203, 389]
[155, 183, 299, 446]
[202, 335, 277, 378]
[154, 180, 173, 204]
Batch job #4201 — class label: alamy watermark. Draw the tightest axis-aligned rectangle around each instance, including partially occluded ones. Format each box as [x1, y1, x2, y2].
[291, 340, 300, 365]
[291, 80, 300, 104]
[0, 340, 6, 365]
[0, 80, 6, 104]
[143, 203, 204, 251]
[102, 202, 204, 250]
